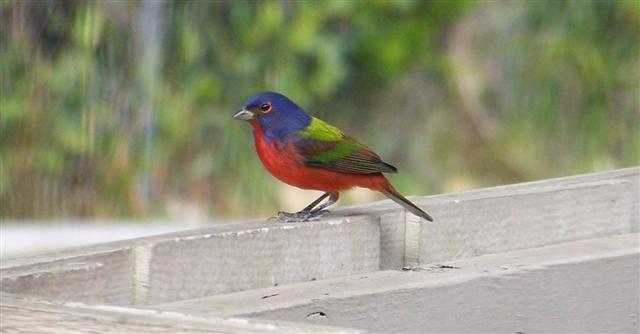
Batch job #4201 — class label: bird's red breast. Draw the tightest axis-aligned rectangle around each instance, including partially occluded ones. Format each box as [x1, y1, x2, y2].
[251, 122, 389, 193]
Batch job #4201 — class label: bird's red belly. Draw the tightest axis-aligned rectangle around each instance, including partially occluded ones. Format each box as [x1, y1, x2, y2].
[254, 134, 382, 192]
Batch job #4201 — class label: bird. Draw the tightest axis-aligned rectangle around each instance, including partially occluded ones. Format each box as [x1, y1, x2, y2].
[233, 92, 433, 222]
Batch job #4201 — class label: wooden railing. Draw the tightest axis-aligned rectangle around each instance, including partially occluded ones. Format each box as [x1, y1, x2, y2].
[1, 167, 638, 333]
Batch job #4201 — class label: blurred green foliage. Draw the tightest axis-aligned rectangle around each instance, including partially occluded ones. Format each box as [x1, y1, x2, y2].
[1, 0, 638, 219]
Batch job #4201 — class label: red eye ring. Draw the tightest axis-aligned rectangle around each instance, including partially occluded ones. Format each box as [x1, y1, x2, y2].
[259, 102, 272, 114]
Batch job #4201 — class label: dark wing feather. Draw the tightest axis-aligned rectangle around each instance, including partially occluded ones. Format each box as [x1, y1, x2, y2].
[295, 139, 338, 156]
[295, 137, 397, 175]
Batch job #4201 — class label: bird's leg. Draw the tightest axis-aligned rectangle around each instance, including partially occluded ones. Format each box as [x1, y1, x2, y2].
[308, 192, 339, 216]
[277, 192, 338, 222]
[301, 192, 330, 212]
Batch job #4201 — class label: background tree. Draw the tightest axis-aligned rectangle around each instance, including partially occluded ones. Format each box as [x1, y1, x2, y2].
[1, 0, 638, 219]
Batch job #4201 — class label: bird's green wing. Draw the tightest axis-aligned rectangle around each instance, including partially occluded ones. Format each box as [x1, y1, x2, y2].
[295, 117, 397, 174]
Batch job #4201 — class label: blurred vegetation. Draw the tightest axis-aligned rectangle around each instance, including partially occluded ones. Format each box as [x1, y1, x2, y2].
[1, 0, 638, 219]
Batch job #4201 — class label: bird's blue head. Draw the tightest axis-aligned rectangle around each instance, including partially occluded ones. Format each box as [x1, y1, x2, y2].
[233, 92, 311, 142]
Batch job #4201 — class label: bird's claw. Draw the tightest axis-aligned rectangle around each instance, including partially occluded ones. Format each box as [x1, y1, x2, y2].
[275, 209, 329, 222]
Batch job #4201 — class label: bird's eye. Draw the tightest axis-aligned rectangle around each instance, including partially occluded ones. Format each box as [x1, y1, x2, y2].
[259, 102, 272, 113]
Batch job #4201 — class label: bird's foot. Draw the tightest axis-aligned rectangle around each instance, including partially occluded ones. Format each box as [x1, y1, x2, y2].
[275, 209, 329, 222]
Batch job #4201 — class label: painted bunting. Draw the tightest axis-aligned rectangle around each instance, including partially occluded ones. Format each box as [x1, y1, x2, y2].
[233, 92, 434, 222]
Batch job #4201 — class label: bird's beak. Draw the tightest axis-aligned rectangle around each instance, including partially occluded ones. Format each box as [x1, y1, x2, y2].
[233, 108, 254, 121]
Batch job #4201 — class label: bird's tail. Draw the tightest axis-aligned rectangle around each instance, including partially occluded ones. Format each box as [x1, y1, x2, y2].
[382, 185, 434, 222]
